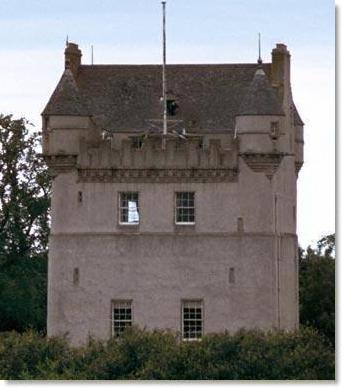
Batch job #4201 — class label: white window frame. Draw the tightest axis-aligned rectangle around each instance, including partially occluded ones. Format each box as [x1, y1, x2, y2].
[118, 192, 140, 225]
[181, 299, 203, 341]
[111, 300, 132, 337]
[175, 192, 195, 225]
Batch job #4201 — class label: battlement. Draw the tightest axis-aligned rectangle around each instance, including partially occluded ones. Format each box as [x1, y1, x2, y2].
[82, 135, 236, 168]
[45, 133, 239, 183]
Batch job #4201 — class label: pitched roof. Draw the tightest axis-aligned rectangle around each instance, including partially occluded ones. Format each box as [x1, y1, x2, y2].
[42, 63, 289, 132]
[237, 67, 285, 116]
[42, 68, 91, 116]
[292, 102, 304, 126]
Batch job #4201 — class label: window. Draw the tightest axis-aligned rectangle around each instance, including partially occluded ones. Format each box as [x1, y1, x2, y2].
[182, 300, 203, 340]
[229, 267, 235, 284]
[237, 217, 244, 232]
[270, 121, 280, 139]
[78, 191, 83, 203]
[119, 192, 139, 224]
[167, 99, 178, 116]
[131, 136, 143, 149]
[175, 192, 195, 224]
[198, 137, 209, 150]
[73, 267, 79, 285]
[112, 300, 132, 337]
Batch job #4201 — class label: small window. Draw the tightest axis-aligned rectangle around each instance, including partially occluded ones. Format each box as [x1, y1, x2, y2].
[131, 137, 143, 149]
[182, 300, 203, 340]
[199, 137, 209, 150]
[167, 99, 178, 116]
[119, 192, 139, 224]
[73, 267, 79, 285]
[237, 217, 244, 232]
[78, 191, 83, 203]
[112, 300, 132, 337]
[229, 267, 235, 284]
[175, 192, 195, 224]
[270, 121, 280, 139]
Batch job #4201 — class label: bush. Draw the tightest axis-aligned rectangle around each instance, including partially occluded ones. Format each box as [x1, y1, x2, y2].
[0, 330, 69, 379]
[299, 252, 335, 345]
[0, 327, 334, 380]
[0, 256, 47, 333]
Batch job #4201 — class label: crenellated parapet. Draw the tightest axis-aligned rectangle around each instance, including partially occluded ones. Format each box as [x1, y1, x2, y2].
[45, 133, 239, 183]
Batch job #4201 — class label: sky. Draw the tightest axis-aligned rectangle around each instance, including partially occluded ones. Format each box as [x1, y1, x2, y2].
[0, 0, 336, 249]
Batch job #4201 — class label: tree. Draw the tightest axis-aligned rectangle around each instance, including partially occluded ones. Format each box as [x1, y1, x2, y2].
[0, 114, 50, 332]
[316, 233, 335, 257]
[299, 234, 335, 345]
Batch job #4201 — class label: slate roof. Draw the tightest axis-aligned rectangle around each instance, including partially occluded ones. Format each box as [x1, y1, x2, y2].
[43, 68, 91, 116]
[237, 68, 285, 116]
[42, 63, 302, 132]
[292, 102, 304, 126]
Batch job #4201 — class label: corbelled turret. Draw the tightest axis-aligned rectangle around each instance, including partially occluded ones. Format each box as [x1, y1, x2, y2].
[237, 67, 285, 117]
[235, 66, 285, 158]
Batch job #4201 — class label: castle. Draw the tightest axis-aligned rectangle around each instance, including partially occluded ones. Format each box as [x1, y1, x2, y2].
[42, 41, 304, 345]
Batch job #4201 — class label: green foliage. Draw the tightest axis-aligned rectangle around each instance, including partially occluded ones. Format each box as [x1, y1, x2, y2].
[0, 328, 335, 380]
[0, 256, 47, 332]
[0, 114, 50, 332]
[299, 234, 335, 345]
[317, 233, 335, 258]
[0, 114, 50, 260]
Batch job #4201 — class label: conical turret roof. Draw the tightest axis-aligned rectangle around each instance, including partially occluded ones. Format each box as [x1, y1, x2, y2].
[237, 67, 284, 116]
[42, 68, 90, 116]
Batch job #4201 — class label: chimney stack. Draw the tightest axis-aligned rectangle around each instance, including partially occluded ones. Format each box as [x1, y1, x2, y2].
[271, 43, 291, 106]
[65, 42, 82, 78]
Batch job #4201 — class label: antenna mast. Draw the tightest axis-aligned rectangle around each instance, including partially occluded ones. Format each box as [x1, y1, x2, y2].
[162, 1, 167, 147]
[258, 33, 262, 65]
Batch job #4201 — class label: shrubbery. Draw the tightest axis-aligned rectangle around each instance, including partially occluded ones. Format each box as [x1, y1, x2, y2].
[0, 327, 334, 380]
[299, 235, 335, 345]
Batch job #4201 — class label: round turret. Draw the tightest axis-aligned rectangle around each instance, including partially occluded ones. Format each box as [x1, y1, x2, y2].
[235, 67, 285, 154]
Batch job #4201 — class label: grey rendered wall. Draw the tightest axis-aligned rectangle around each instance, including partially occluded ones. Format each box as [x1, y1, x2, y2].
[48, 233, 278, 345]
[50, 167, 274, 236]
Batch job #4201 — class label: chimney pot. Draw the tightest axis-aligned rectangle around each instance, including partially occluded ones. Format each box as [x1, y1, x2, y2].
[271, 43, 291, 107]
[276, 43, 288, 51]
[64, 42, 82, 77]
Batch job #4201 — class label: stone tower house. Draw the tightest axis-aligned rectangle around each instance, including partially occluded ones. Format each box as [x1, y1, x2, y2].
[42, 42, 304, 345]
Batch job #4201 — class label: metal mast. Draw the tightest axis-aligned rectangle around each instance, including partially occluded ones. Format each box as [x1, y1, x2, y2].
[162, 1, 167, 148]
[258, 33, 262, 65]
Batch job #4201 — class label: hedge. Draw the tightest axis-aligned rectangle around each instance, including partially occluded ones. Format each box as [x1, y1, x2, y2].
[0, 327, 335, 380]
